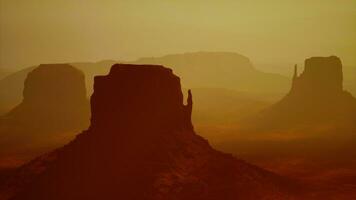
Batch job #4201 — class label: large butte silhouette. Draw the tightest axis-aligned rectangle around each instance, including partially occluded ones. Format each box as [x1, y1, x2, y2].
[0, 64, 90, 163]
[1, 64, 300, 200]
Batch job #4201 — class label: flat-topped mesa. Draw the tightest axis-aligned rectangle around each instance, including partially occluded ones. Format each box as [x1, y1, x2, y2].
[89, 64, 193, 132]
[6, 64, 90, 131]
[291, 56, 343, 96]
[22, 64, 87, 105]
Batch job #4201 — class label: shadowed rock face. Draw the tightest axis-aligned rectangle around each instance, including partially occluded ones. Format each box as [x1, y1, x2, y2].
[2, 64, 300, 200]
[0, 64, 90, 165]
[291, 56, 343, 97]
[3, 64, 90, 132]
[282, 56, 356, 124]
[90, 64, 193, 133]
[244, 56, 356, 130]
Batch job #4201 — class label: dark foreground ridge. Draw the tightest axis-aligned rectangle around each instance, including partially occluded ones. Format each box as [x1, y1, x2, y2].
[1, 64, 300, 200]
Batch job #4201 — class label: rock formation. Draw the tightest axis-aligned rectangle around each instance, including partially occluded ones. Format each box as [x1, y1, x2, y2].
[8, 64, 89, 130]
[217, 57, 356, 200]
[89, 64, 193, 133]
[291, 56, 343, 97]
[1, 64, 90, 132]
[0, 61, 115, 116]
[0, 52, 289, 116]
[1, 64, 300, 200]
[244, 56, 356, 130]
[0, 64, 90, 164]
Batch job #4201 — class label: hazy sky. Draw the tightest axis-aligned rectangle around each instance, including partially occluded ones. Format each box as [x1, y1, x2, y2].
[1, 0, 355, 70]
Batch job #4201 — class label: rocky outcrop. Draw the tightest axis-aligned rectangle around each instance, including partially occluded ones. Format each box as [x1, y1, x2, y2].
[243, 56, 356, 130]
[0, 64, 90, 165]
[2, 64, 300, 200]
[291, 56, 343, 97]
[2, 64, 90, 132]
[90, 64, 193, 133]
[0, 61, 115, 116]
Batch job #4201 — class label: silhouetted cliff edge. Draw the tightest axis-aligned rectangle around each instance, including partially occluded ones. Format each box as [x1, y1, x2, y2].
[1, 64, 300, 200]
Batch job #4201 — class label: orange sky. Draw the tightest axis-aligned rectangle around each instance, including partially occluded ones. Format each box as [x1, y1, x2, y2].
[1, 0, 355, 70]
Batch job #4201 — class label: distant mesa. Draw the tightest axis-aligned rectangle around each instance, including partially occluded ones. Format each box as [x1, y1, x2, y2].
[134, 52, 289, 94]
[0, 61, 115, 115]
[291, 56, 343, 96]
[0, 64, 90, 162]
[2, 64, 300, 200]
[4, 64, 90, 132]
[0, 52, 289, 116]
[243, 56, 356, 130]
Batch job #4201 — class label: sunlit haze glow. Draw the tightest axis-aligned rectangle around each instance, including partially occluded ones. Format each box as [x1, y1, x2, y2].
[1, 0, 355, 69]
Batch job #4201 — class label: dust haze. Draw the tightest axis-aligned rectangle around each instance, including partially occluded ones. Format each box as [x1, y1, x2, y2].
[1, 0, 355, 70]
[1, 1, 356, 199]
